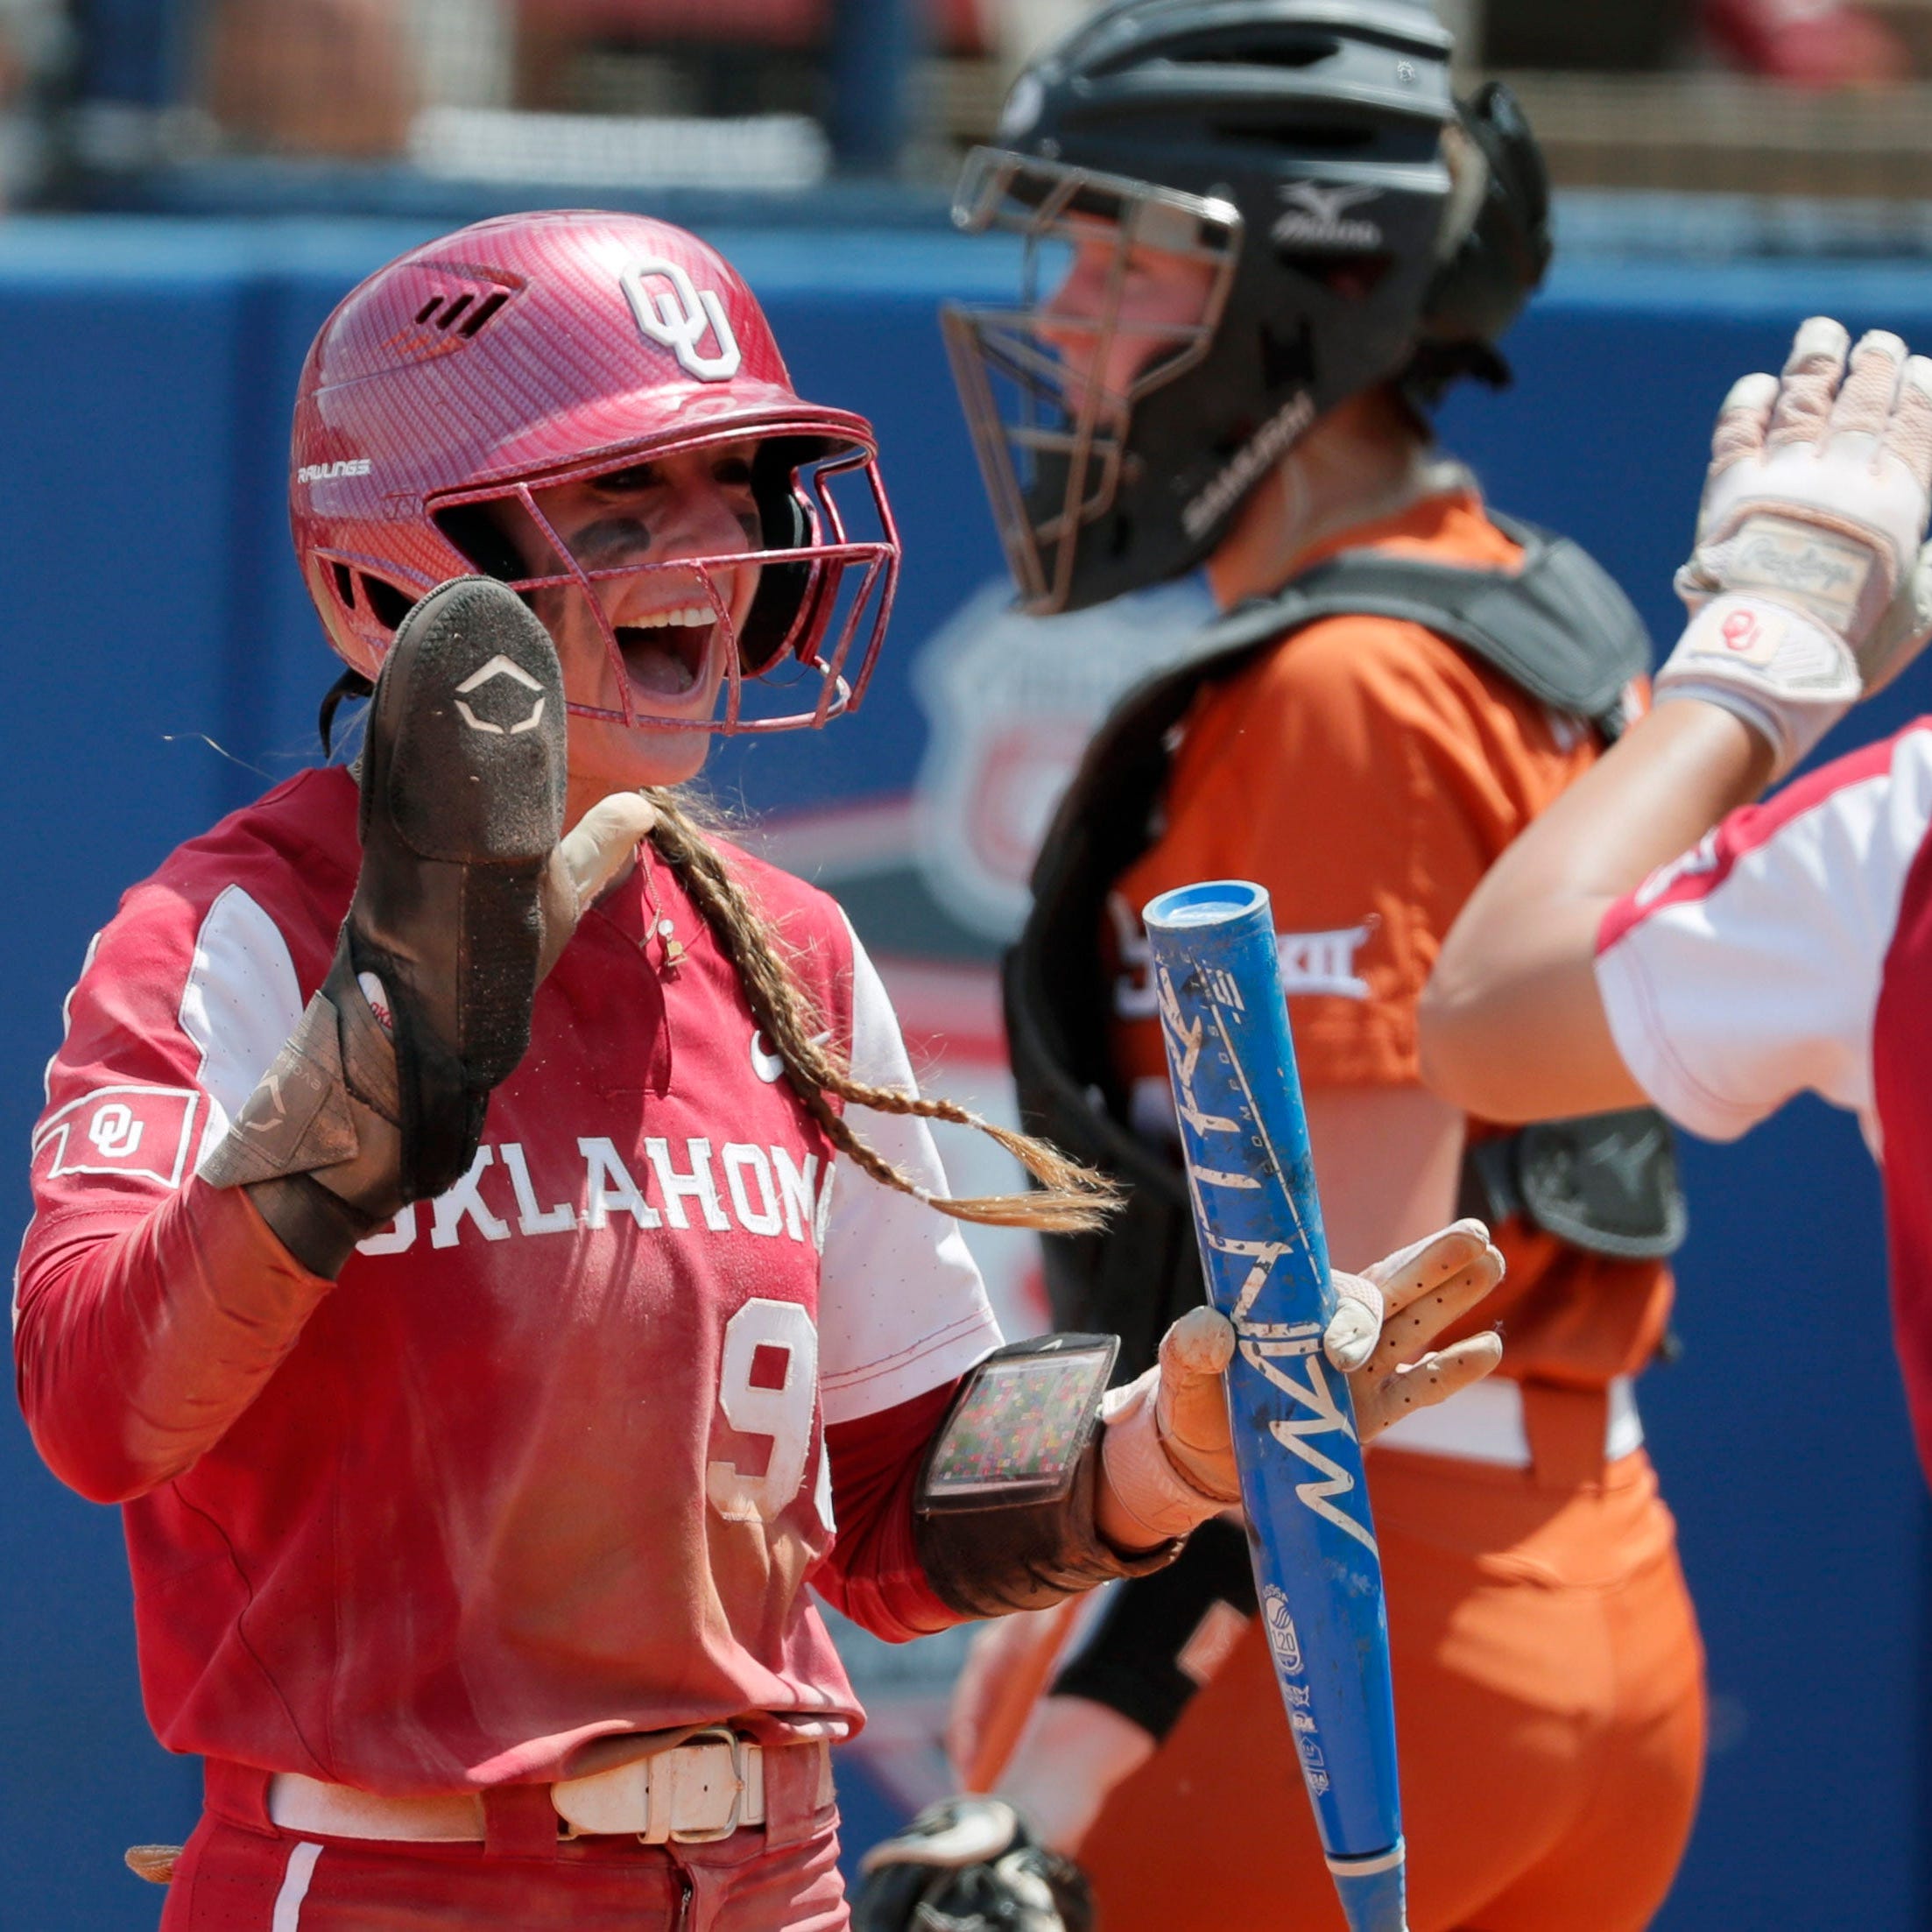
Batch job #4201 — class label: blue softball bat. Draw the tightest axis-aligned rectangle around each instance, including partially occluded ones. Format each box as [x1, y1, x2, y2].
[1142, 879, 1406, 1932]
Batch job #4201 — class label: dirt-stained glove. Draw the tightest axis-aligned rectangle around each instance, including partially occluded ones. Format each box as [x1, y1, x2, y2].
[1096, 1220, 1505, 1543]
[202, 578, 654, 1277]
[1662, 317, 1932, 777]
[852, 1797, 1095, 1932]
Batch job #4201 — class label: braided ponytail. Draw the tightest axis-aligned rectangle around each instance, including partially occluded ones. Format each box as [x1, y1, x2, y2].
[645, 791, 1119, 1236]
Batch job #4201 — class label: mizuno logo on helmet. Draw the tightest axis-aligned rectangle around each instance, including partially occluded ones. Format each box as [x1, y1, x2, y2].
[297, 458, 372, 484]
[1271, 182, 1383, 252]
[622, 258, 744, 382]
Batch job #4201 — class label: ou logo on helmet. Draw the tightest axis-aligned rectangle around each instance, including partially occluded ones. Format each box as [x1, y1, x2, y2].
[622, 258, 744, 382]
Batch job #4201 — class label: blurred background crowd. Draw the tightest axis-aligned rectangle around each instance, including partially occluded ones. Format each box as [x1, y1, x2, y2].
[5, 0, 1932, 215]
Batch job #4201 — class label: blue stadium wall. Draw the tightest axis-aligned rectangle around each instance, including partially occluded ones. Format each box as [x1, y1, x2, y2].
[0, 217, 1926, 1929]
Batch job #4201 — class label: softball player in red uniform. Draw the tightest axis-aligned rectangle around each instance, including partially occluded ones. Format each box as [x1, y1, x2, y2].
[1425, 317, 1932, 1475]
[14, 210, 1499, 1931]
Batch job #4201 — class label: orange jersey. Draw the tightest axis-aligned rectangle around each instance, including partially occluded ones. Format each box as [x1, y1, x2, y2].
[1103, 490, 1671, 1386]
[1060, 490, 1703, 1932]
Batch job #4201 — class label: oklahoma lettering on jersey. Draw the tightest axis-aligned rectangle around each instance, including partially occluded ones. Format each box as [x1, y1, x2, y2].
[352, 1132, 833, 1257]
[1596, 720, 1932, 1483]
[16, 767, 1000, 1795]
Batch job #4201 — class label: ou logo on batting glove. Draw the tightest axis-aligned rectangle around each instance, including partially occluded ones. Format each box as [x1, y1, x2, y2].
[1721, 609, 1761, 653]
[622, 258, 744, 382]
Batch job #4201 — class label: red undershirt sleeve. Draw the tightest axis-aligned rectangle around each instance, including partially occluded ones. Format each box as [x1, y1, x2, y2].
[16, 1179, 333, 1505]
[814, 1377, 967, 1643]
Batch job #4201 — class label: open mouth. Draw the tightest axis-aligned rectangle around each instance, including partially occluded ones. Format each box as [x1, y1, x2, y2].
[614, 603, 716, 700]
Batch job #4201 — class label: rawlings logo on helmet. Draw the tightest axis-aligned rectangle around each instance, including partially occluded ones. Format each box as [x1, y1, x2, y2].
[621, 258, 744, 382]
[296, 458, 372, 485]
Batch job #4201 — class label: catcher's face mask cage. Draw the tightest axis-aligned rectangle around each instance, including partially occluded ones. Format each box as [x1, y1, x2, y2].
[314, 430, 898, 736]
[943, 149, 1241, 616]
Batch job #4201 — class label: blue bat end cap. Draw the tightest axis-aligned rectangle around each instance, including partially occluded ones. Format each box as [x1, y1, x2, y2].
[1144, 878, 1272, 932]
[1329, 1844, 1408, 1932]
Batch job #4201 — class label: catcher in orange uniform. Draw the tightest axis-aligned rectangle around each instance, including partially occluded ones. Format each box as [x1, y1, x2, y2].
[856, 6, 1705, 1930]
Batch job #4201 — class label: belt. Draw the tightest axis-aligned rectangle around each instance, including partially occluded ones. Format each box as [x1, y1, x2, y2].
[267, 1732, 831, 1847]
[1370, 1374, 1642, 1470]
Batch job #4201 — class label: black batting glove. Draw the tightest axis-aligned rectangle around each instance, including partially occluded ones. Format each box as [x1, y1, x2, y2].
[852, 1796, 1095, 1932]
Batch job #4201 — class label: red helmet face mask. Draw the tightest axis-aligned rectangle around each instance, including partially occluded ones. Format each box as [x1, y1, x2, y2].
[291, 210, 899, 733]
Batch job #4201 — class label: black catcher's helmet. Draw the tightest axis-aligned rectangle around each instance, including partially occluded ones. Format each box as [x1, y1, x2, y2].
[944, 0, 1542, 614]
[1408, 80, 1553, 404]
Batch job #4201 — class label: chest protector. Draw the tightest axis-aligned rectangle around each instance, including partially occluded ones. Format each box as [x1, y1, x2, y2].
[1005, 513, 1688, 1381]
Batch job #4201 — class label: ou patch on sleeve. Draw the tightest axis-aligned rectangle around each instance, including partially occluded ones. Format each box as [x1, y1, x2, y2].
[32, 1085, 202, 1191]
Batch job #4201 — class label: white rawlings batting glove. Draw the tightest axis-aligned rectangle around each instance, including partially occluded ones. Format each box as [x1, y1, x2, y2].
[1097, 1221, 1505, 1543]
[1662, 317, 1932, 777]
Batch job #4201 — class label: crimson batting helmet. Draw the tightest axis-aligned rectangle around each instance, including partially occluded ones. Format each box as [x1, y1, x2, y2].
[291, 208, 899, 733]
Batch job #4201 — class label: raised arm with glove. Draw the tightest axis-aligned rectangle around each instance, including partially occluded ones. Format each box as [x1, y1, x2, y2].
[1424, 319, 1932, 1125]
[16, 579, 655, 1503]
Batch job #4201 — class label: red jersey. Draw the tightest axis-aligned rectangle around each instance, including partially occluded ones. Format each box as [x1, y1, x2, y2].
[16, 767, 1002, 1795]
[1596, 720, 1932, 1481]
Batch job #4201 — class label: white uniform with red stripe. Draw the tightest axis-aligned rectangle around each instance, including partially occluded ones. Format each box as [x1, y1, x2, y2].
[1595, 721, 1932, 1475]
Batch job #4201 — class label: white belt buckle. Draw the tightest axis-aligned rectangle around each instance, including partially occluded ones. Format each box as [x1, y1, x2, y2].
[552, 1731, 745, 1845]
[650, 1730, 745, 1844]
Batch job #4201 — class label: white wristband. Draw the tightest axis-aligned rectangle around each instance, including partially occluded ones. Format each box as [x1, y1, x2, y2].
[1099, 1369, 1236, 1544]
[1654, 593, 1858, 778]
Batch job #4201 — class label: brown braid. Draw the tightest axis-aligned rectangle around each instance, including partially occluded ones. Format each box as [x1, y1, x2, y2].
[644, 790, 1120, 1235]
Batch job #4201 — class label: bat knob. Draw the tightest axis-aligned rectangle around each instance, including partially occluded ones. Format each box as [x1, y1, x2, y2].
[1327, 1840, 1407, 1932]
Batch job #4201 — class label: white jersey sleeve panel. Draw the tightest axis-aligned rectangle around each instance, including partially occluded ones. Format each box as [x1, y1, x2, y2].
[1595, 726, 1932, 1146]
[178, 884, 306, 1172]
[817, 921, 1004, 1426]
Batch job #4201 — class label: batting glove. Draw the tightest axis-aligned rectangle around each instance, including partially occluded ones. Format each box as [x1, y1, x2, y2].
[1663, 316, 1932, 776]
[1097, 1220, 1505, 1542]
